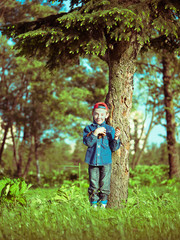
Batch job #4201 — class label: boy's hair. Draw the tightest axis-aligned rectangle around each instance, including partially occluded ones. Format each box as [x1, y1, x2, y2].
[93, 102, 108, 111]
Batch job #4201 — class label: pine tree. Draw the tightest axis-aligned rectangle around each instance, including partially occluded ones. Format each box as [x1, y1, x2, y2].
[2, 0, 180, 207]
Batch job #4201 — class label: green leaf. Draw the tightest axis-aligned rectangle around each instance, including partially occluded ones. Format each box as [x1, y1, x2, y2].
[19, 181, 28, 195]
[4, 184, 10, 196]
[0, 179, 9, 196]
[10, 183, 20, 197]
[17, 197, 27, 206]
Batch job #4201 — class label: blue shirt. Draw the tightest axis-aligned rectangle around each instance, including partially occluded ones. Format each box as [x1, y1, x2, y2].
[83, 121, 121, 166]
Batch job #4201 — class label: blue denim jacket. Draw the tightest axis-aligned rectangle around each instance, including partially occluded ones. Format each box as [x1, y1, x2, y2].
[83, 121, 121, 166]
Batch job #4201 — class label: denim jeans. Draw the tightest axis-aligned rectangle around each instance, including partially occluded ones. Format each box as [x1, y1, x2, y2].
[88, 164, 112, 204]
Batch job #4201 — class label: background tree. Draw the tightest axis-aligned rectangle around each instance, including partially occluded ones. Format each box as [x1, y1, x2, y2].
[0, 0, 59, 24]
[2, 0, 180, 207]
[0, 40, 109, 178]
[136, 49, 180, 177]
[0, 0, 60, 176]
[162, 52, 180, 178]
[39, 140, 72, 172]
[130, 88, 158, 169]
[0, 35, 26, 167]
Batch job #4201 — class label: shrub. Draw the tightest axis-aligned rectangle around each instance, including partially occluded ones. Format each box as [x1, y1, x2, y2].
[129, 165, 169, 187]
[0, 177, 32, 207]
[25, 167, 88, 188]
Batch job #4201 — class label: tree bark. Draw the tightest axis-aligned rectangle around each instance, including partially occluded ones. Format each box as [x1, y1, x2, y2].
[162, 53, 180, 179]
[106, 39, 141, 208]
[16, 141, 24, 177]
[34, 135, 41, 183]
[16, 126, 26, 177]
[0, 122, 9, 166]
[10, 124, 18, 167]
[23, 136, 34, 178]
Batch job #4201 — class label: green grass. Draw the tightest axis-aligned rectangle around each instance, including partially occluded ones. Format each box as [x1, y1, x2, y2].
[0, 182, 180, 240]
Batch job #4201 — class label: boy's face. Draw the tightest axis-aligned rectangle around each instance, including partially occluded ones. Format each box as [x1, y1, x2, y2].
[93, 108, 109, 125]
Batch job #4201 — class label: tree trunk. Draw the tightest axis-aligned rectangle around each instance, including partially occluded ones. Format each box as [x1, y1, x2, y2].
[23, 136, 34, 178]
[0, 122, 9, 166]
[131, 119, 139, 169]
[106, 39, 141, 208]
[10, 124, 18, 167]
[17, 142, 24, 177]
[34, 135, 40, 183]
[16, 126, 26, 177]
[133, 106, 155, 168]
[162, 54, 180, 179]
[131, 112, 146, 169]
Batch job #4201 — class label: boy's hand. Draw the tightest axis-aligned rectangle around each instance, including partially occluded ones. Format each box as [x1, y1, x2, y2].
[115, 127, 120, 140]
[93, 127, 106, 136]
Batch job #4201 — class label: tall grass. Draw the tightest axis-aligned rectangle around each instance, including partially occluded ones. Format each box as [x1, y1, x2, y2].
[0, 181, 180, 240]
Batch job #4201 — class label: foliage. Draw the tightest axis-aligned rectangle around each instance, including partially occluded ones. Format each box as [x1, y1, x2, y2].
[0, 33, 108, 176]
[1, 0, 179, 207]
[39, 141, 72, 171]
[52, 180, 89, 203]
[0, 0, 58, 25]
[1, 140, 179, 181]
[0, 177, 32, 207]
[1, 163, 175, 190]
[25, 166, 88, 188]
[2, 0, 180, 68]
[129, 164, 169, 187]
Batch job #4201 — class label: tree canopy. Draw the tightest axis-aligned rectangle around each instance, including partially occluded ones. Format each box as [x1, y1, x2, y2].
[2, 0, 180, 68]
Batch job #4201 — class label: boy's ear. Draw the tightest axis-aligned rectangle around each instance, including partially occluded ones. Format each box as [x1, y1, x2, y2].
[106, 112, 109, 119]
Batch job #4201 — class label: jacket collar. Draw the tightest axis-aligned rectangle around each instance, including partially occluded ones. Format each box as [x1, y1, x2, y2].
[92, 120, 106, 127]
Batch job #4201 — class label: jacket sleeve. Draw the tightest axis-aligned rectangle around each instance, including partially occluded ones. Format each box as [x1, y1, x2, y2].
[109, 127, 121, 152]
[83, 126, 97, 148]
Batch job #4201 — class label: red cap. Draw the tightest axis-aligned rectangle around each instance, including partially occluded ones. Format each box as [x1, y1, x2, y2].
[93, 102, 108, 111]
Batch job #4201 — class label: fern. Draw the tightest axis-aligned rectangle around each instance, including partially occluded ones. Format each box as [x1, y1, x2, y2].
[0, 177, 32, 207]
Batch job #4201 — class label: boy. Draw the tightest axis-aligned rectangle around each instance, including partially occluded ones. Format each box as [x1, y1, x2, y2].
[83, 102, 121, 208]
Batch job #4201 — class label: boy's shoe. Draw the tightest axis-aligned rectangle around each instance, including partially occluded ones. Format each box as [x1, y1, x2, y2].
[92, 204, 97, 209]
[99, 200, 107, 209]
[91, 201, 98, 208]
[100, 203, 107, 209]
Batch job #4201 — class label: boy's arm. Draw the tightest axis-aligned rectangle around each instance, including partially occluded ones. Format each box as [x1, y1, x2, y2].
[109, 128, 121, 152]
[83, 126, 97, 147]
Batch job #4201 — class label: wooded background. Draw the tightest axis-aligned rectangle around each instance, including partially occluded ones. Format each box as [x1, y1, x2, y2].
[0, 0, 180, 207]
